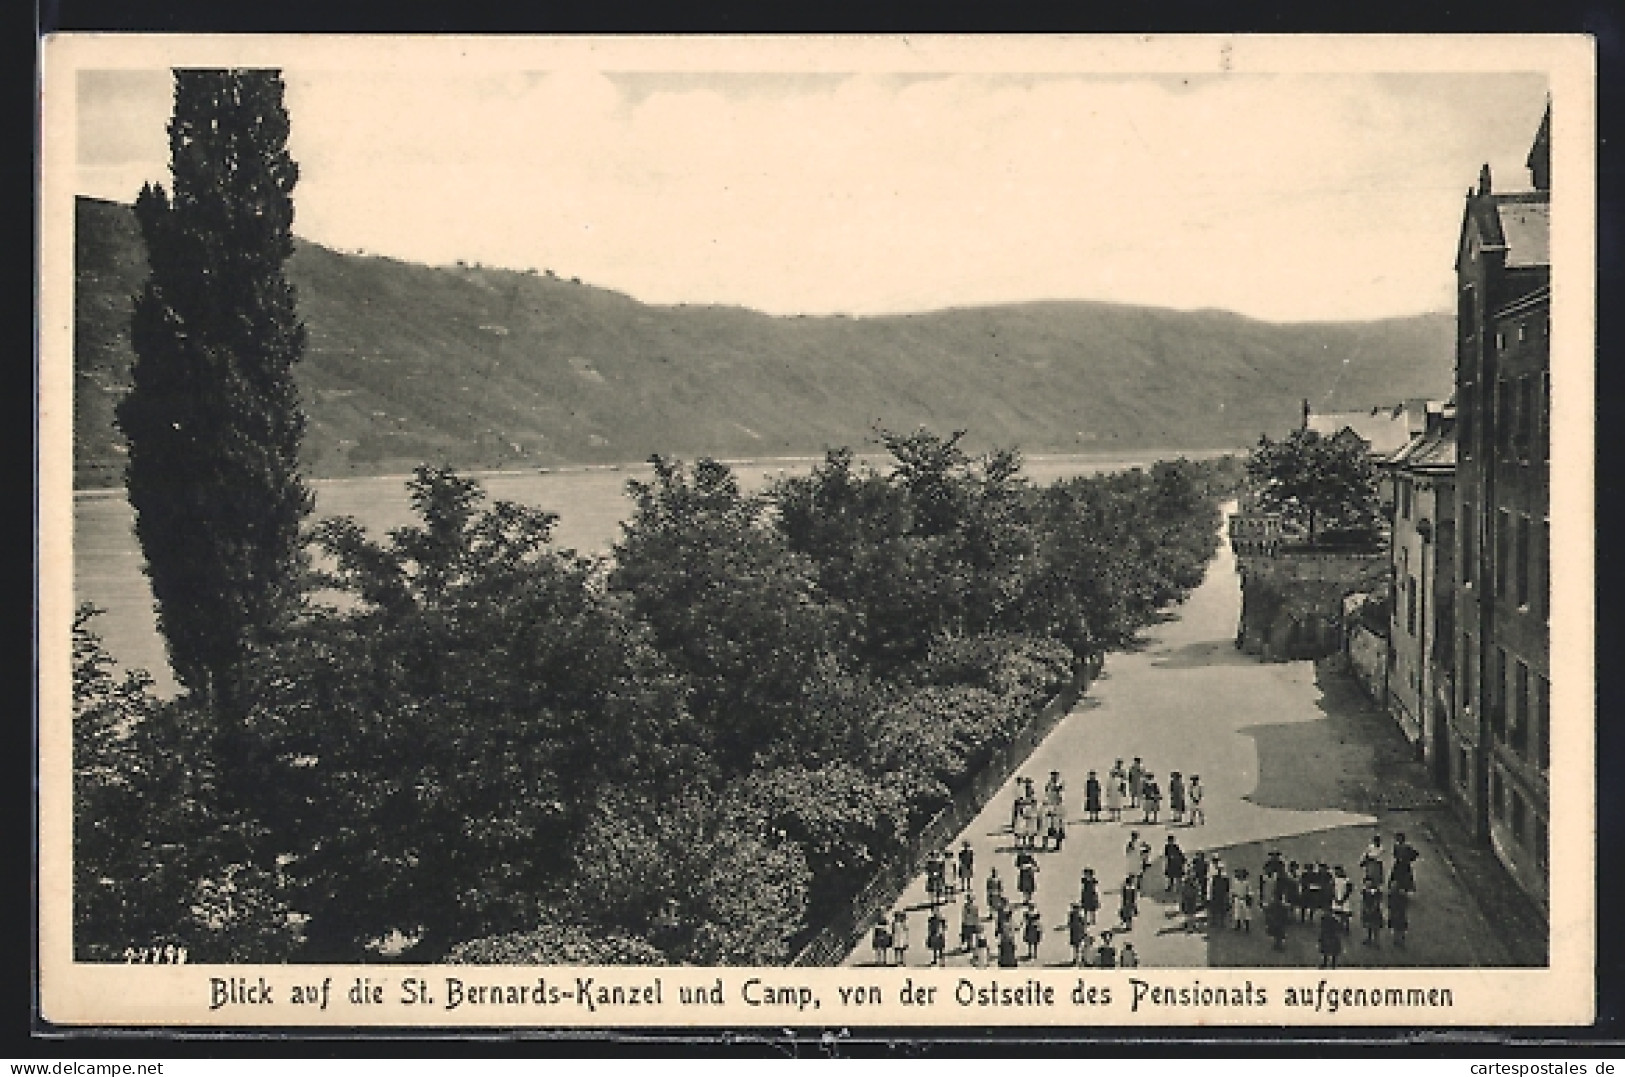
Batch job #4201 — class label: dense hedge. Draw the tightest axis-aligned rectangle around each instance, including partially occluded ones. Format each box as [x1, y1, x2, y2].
[73, 436, 1236, 963]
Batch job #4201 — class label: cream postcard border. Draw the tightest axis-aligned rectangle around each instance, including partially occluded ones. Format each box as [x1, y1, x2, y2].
[37, 33, 1597, 1029]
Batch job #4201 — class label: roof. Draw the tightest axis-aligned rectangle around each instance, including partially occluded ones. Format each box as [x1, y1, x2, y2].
[1388, 429, 1456, 472]
[1304, 404, 1422, 459]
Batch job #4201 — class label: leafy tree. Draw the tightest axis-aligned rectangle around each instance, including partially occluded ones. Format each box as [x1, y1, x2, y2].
[118, 70, 311, 725]
[610, 456, 835, 776]
[1245, 428, 1381, 545]
[253, 467, 699, 961]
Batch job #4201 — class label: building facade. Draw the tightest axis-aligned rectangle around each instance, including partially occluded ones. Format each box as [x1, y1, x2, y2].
[1449, 102, 1551, 907]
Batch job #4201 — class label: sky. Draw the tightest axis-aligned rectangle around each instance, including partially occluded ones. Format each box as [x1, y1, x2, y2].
[75, 67, 1551, 323]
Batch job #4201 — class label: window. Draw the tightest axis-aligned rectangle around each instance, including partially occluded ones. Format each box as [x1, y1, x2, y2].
[1517, 376, 1535, 463]
[1510, 789, 1526, 843]
[1463, 633, 1478, 716]
[1491, 768, 1505, 820]
[1511, 660, 1530, 755]
[1407, 575, 1418, 636]
[1490, 646, 1507, 741]
[1461, 383, 1475, 459]
[1462, 502, 1476, 587]
[1536, 674, 1550, 771]
[1457, 746, 1469, 788]
[1496, 510, 1512, 598]
[1518, 320, 1529, 343]
[1516, 514, 1531, 608]
[1496, 330, 1507, 351]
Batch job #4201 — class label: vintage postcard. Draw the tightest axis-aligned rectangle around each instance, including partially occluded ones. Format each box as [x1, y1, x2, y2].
[38, 34, 1595, 1030]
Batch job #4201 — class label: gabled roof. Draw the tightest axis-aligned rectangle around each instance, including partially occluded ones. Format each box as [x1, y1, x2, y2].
[1304, 405, 1417, 459]
[1388, 430, 1456, 472]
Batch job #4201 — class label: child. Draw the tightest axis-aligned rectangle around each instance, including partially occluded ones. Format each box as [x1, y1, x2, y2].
[960, 893, 981, 953]
[1232, 868, 1253, 933]
[1360, 880, 1384, 947]
[1017, 851, 1040, 905]
[1095, 930, 1117, 969]
[1319, 909, 1343, 969]
[1119, 942, 1140, 968]
[1080, 867, 1100, 926]
[1188, 774, 1205, 825]
[1068, 902, 1090, 967]
[1265, 896, 1289, 952]
[1332, 865, 1354, 935]
[1388, 884, 1410, 948]
[1022, 908, 1043, 961]
[1168, 771, 1186, 824]
[1119, 873, 1139, 931]
[928, 908, 947, 966]
[891, 909, 911, 966]
[871, 913, 892, 966]
[972, 934, 990, 968]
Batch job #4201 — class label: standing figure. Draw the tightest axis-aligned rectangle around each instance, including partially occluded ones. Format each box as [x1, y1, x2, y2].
[1180, 870, 1202, 920]
[1168, 771, 1186, 824]
[1360, 880, 1384, 947]
[1119, 873, 1139, 931]
[1191, 850, 1210, 906]
[871, 914, 892, 966]
[1188, 775, 1205, 825]
[1209, 865, 1232, 930]
[1265, 892, 1290, 952]
[1139, 840, 1153, 882]
[1331, 865, 1354, 934]
[943, 845, 960, 896]
[958, 840, 976, 892]
[927, 908, 948, 966]
[1068, 903, 1091, 966]
[986, 867, 1004, 912]
[925, 850, 947, 906]
[1095, 931, 1117, 969]
[1016, 850, 1040, 905]
[1119, 942, 1140, 968]
[997, 925, 1019, 968]
[960, 893, 982, 953]
[1142, 774, 1162, 823]
[1388, 884, 1410, 948]
[972, 934, 990, 968]
[1127, 757, 1145, 809]
[1022, 908, 1043, 961]
[1163, 835, 1186, 894]
[1232, 869, 1254, 933]
[1123, 832, 1143, 888]
[1360, 834, 1386, 890]
[1107, 759, 1128, 821]
[1079, 867, 1101, 926]
[1281, 862, 1302, 924]
[1085, 770, 1103, 823]
[891, 909, 910, 966]
[1391, 833, 1419, 896]
[1318, 909, 1344, 969]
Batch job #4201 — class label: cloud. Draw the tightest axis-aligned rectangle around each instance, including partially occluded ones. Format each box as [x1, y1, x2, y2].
[73, 68, 1548, 321]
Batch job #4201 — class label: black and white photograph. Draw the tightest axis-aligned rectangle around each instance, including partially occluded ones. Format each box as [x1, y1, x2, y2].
[38, 35, 1594, 1027]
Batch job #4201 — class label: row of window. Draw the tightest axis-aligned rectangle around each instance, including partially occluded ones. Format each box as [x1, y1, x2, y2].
[1460, 502, 1547, 616]
[1490, 764, 1549, 870]
[1462, 630, 1550, 772]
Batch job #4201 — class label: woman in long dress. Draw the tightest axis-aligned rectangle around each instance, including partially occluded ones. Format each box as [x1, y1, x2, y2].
[1105, 768, 1125, 821]
[1084, 770, 1103, 822]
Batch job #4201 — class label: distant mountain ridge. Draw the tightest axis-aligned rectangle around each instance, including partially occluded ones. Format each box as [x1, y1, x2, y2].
[72, 196, 1455, 488]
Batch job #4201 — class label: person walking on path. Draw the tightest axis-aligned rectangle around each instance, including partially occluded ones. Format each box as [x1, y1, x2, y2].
[1068, 903, 1090, 967]
[958, 841, 976, 894]
[1080, 867, 1101, 926]
[1209, 864, 1232, 930]
[1107, 760, 1127, 821]
[1188, 775, 1205, 825]
[871, 914, 892, 966]
[1127, 758, 1144, 809]
[1332, 865, 1354, 935]
[1163, 835, 1186, 893]
[1017, 851, 1040, 906]
[1119, 873, 1139, 932]
[1168, 771, 1186, 824]
[960, 893, 981, 953]
[1319, 908, 1344, 969]
[1142, 774, 1163, 823]
[891, 909, 910, 966]
[1388, 884, 1410, 948]
[1392, 832, 1419, 897]
[928, 908, 948, 966]
[1232, 869, 1254, 933]
[1124, 832, 1142, 888]
[1085, 770, 1103, 823]
[1022, 908, 1043, 961]
[1360, 879, 1384, 948]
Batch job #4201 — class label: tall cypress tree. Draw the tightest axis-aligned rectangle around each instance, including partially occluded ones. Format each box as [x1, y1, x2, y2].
[118, 70, 310, 721]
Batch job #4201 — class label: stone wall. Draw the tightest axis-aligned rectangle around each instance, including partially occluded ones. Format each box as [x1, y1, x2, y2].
[1235, 550, 1388, 662]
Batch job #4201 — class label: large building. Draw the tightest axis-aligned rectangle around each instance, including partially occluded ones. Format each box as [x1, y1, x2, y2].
[1382, 400, 1456, 780]
[1448, 102, 1551, 906]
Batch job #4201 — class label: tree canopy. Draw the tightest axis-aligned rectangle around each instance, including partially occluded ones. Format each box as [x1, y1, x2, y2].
[1245, 427, 1382, 546]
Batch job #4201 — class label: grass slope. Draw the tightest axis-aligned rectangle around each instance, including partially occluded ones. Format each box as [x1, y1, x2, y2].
[73, 196, 1454, 487]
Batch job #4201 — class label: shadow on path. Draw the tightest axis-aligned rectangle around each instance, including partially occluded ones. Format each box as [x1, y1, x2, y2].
[1150, 638, 1259, 670]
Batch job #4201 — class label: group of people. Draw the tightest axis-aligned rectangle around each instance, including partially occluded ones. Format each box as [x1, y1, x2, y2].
[1009, 773, 1071, 851]
[1009, 761, 1208, 837]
